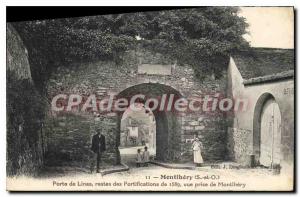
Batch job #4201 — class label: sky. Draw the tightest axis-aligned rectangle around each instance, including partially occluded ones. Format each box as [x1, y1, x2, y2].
[239, 7, 294, 49]
[121, 103, 153, 121]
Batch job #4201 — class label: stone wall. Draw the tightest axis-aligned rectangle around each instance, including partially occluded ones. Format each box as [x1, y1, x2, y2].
[44, 48, 228, 167]
[227, 128, 252, 165]
[44, 113, 117, 167]
[6, 24, 45, 176]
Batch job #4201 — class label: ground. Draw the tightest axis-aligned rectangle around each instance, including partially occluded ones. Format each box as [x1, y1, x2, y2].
[104, 164, 293, 191]
[8, 162, 293, 191]
[22, 146, 292, 191]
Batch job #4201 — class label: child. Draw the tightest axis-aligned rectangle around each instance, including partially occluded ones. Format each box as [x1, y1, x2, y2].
[136, 149, 143, 167]
[143, 146, 150, 166]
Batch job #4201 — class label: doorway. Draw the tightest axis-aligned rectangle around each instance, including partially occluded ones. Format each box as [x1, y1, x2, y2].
[259, 98, 282, 167]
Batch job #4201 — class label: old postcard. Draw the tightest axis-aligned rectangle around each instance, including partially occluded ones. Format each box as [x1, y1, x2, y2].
[6, 7, 295, 191]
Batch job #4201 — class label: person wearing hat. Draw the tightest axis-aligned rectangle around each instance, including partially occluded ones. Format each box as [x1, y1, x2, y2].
[192, 137, 203, 167]
[91, 129, 106, 173]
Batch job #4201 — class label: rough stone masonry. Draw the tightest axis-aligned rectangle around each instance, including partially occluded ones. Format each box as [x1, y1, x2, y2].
[44, 47, 229, 168]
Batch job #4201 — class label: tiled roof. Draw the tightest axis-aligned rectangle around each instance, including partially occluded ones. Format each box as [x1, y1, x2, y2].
[243, 70, 294, 85]
[232, 48, 294, 80]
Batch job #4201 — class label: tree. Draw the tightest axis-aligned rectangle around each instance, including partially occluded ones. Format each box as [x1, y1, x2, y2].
[13, 7, 249, 92]
[135, 7, 249, 78]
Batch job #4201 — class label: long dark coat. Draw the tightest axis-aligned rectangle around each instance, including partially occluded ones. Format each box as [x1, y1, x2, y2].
[91, 134, 106, 153]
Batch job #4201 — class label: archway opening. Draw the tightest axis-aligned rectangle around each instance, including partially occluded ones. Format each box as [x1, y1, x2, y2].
[119, 103, 156, 166]
[253, 93, 282, 167]
[115, 83, 183, 165]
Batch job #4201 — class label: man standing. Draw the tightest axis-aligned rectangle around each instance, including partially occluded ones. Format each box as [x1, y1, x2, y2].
[91, 129, 106, 173]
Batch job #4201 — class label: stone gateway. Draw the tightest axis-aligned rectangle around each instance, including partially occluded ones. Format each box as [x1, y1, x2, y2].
[6, 24, 294, 175]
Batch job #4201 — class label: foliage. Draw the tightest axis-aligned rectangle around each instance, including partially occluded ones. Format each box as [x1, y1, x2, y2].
[136, 7, 249, 78]
[13, 7, 249, 90]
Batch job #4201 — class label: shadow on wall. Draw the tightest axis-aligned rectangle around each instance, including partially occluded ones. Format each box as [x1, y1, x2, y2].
[7, 24, 46, 176]
[7, 71, 46, 176]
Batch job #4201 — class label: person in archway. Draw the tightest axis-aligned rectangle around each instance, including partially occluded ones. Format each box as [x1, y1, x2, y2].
[91, 129, 106, 173]
[192, 137, 203, 167]
[136, 149, 143, 167]
[142, 146, 150, 166]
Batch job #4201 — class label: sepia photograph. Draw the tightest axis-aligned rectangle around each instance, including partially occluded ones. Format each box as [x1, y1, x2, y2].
[6, 6, 295, 191]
